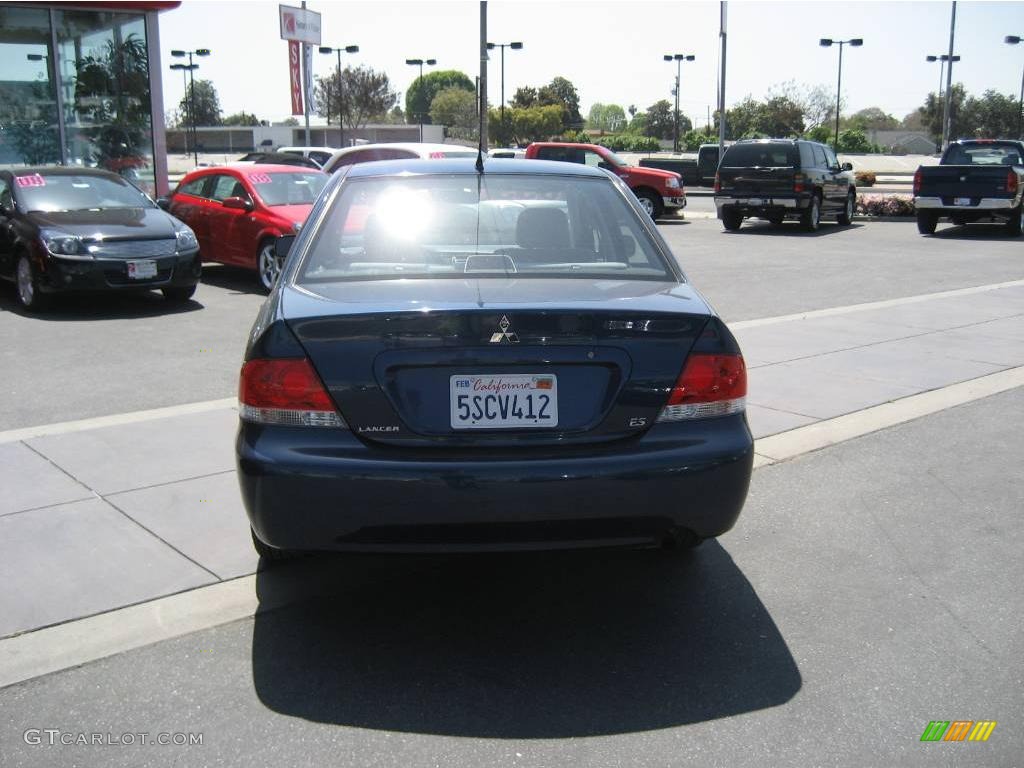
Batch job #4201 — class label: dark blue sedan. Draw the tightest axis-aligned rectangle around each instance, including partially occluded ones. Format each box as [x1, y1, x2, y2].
[236, 158, 753, 557]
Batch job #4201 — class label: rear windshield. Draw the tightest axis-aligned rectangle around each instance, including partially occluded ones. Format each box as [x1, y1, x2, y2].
[249, 172, 326, 206]
[943, 143, 1023, 166]
[298, 174, 672, 282]
[721, 143, 798, 168]
[13, 172, 153, 212]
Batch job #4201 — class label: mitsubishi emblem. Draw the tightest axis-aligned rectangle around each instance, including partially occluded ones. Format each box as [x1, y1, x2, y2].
[490, 315, 519, 343]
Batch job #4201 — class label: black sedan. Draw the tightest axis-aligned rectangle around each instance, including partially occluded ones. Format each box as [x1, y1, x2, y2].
[237, 158, 753, 558]
[0, 167, 201, 311]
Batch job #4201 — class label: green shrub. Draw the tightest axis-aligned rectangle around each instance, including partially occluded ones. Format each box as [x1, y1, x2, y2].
[854, 171, 876, 187]
[856, 195, 914, 216]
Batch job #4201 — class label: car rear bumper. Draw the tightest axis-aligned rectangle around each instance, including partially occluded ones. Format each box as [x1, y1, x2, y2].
[38, 250, 201, 294]
[715, 196, 806, 215]
[237, 416, 754, 553]
[913, 196, 1017, 211]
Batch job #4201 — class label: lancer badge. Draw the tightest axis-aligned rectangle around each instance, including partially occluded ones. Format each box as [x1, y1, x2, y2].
[490, 315, 519, 343]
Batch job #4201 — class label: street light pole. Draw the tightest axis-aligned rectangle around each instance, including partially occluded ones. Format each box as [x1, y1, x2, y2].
[319, 45, 359, 148]
[663, 53, 695, 154]
[926, 54, 960, 102]
[1007, 36, 1024, 139]
[405, 57, 437, 142]
[819, 37, 862, 147]
[170, 48, 210, 165]
[486, 42, 522, 147]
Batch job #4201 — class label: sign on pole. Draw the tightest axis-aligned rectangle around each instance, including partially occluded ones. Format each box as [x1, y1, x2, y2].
[279, 5, 321, 46]
[288, 40, 303, 115]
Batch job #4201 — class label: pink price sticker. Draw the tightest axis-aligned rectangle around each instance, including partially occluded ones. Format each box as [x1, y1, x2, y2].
[249, 173, 273, 184]
[15, 174, 46, 188]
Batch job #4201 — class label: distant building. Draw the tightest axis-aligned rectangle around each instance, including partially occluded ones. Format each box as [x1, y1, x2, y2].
[866, 130, 937, 155]
[0, 2, 180, 194]
[165, 124, 446, 154]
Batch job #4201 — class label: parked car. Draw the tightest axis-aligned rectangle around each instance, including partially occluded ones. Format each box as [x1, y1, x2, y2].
[640, 143, 728, 187]
[237, 157, 753, 559]
[913, 139, 1024, 236]
[321, 143, 478, 174]
[276, 146, 335, 168]
[714, 139, 857, 232]
[163, 164, 327, 291]
[234, 152, 321, 169]
[488, 147, 526, 159]
[524, 142, 685, 219]
[0, 167, 200, 311]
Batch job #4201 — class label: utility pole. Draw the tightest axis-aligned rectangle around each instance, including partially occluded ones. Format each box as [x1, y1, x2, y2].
[480, 1, 488, 150]
[941, 1, 957, 151]
[718, 1, 727, 166]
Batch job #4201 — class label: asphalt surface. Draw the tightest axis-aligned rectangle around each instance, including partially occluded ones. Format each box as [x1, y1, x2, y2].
[2, 389, 1020, 767]
[2, 219, 1021, 431]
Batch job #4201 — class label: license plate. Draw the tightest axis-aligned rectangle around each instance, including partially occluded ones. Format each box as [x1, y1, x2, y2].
[954, 197, 972, 206]
[450, 374, 558, 429]
[126, 259, 157, 279]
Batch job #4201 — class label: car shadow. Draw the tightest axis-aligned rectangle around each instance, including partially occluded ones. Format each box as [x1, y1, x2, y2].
[0, 282, 202, 320]
[656, 219, 690, 226]
[251, 542, 801, 737]
[928, 224, 1021, 241]
[722, 221, 863, 237]
[199, 264, 269, 296]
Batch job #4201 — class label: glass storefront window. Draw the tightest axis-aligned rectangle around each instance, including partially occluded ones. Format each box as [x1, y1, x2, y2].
[55, 9, 155, 195]
[0, 6, 61, 165]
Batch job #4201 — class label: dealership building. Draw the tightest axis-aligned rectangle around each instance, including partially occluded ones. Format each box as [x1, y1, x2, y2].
[0, 1, 177, 194]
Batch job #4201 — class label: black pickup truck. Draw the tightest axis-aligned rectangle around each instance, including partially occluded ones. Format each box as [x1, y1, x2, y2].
[913, 140, 1024, 236]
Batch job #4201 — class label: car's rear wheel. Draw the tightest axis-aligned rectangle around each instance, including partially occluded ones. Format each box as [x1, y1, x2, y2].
[257, 239, 281, 292]
[916, 211, 939, 235]
[837, 192, 855, 225]
[1004, 205, 1022, 237]
[721, 209, 743, 231]
[250, 527, 300, 562]
[801, 194, 821, 232]
[16, 255, 51, 312]
[635, 189, 663, 220]
[162, 285, 197, 303]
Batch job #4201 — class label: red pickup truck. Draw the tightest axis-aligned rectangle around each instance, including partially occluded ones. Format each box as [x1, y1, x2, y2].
[524, 142, 685, 219]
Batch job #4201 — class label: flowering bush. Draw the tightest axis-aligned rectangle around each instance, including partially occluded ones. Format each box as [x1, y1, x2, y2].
[856, 195, 915, 217]
[854, 171, 876, 187]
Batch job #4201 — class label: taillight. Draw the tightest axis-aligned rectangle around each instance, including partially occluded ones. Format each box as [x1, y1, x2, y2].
[793, 172, 805, 194]
[913, 169, 922, 196]
[713, 172, 721, 193]
[1007, 170, 1018, 195]
[239, 358, 345, 428]
[657, 354, 747, 422]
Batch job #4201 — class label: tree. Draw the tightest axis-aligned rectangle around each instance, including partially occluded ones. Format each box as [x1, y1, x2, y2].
[488, 104, 563, 145]
[724, 97, 762, 139]
[222, 111, 261, 126]
[836, 128, 873, 152]
[280, 117, 299, 126]
[430, 87, 478, 140]
[900, 111, 925, 131]
[511, 86, 537, 109]
[586, 103, 627, 133]
[316, 65, 397, 131]
[766, 81, 838, 135]
[405, 70, 474, 125]
[917, 83, 967, 144]
[178, 79, 221, 126]
[758, 96, 805, 137]
[642, 99, 690, 139]
[846, 107, 898, 131]
[962, 90, 1020, 138]
[537, 76, 583, 130]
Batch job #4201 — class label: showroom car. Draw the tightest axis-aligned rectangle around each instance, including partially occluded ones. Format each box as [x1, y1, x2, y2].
[0, 167, 200, 311]
[320, 142, 477, 174]
[236, 157, 754, 558]
[164, 164, 327, 291]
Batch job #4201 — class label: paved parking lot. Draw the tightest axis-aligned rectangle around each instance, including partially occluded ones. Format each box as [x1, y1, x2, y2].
[0, 216, 1021, 766]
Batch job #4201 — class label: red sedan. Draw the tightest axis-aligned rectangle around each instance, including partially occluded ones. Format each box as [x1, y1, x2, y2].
[164, 164, 327, 290]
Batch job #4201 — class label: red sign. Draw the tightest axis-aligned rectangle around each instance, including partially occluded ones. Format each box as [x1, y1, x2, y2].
[289, 40, 303, 116]
[15, 174, 46, 188]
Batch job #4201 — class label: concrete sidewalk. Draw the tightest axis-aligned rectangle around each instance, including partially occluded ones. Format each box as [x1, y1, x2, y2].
[1, 282, 1022, 640]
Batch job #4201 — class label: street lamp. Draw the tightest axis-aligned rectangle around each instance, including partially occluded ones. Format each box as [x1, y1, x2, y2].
[925, 54, 960, 101]
[663, 53, 695, 154]
[318, 44, 359, 148]
[405, 57, 437, 142]
[1007, 36, 1024, 139]
[819, 37, 863, 147]
[170, 48, 210, 165]
[486, 41, 523, 147]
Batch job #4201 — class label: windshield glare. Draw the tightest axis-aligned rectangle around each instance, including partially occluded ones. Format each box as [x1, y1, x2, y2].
[14, 173, 152, 212]
[298, 174, 672, 283]
[250, 172, 327, 206]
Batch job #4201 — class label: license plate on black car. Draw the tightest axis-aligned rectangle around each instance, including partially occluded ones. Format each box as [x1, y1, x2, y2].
[450, 374, 558, 429]
[126, 260, 157, 279]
